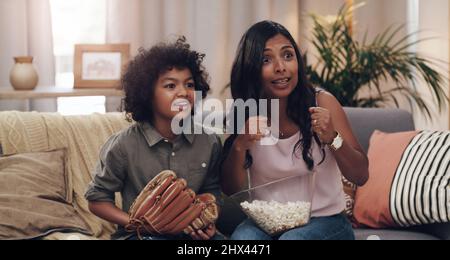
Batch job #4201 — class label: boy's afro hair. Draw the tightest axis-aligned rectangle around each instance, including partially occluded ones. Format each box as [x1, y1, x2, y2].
[121, 36, 210, 123]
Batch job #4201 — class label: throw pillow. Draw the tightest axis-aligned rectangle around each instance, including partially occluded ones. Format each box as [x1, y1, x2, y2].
[342, 175, 357, 220]
[354, 130, 450, 228]
[0, 149, 92, 240]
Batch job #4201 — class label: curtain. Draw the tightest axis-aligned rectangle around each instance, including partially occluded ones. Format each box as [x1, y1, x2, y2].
[106, 0, 449, 130]
[105, 0, 300, 110]
[0, 0, 56, 112]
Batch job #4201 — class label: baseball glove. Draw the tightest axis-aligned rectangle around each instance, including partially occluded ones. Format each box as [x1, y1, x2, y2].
[125, 170, 219, 239]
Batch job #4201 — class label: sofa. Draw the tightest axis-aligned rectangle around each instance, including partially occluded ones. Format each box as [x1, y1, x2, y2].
[0, 108, 449, 240]
[343, 108, 449, 240]
[217, 107, 450, 240]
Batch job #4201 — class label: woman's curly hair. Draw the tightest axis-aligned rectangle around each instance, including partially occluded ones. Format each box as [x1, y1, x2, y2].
[121, 36, 210, 123]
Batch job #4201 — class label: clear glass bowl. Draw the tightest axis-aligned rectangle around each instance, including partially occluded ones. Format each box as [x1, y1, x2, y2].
[230, 174, 315, 236]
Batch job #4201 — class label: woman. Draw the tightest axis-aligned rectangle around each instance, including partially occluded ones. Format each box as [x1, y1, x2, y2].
[221, 21, 369, 240]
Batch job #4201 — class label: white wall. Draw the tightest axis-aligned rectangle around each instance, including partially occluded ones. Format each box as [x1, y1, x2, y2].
[416, 0, 449, 130]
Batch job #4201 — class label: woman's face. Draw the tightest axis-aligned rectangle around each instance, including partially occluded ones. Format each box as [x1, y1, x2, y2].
[261, 34, 299, 99]
[152, 67, 196, 121]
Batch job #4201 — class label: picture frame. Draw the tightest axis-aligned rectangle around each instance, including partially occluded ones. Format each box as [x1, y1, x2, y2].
[74, 44, 130, 89]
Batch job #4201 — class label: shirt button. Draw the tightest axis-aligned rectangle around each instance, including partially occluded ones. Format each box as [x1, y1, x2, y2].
[172, 152, 176, 157]
[202, 163, 207, 168]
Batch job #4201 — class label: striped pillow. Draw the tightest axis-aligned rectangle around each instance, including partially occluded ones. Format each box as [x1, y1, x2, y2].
[354, 130, 450, 228]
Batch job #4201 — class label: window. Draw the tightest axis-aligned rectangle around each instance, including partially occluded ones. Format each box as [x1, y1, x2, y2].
[50, 0, 107, 115]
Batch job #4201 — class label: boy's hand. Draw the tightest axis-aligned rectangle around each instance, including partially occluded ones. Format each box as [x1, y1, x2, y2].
[189, 224, 217, 240]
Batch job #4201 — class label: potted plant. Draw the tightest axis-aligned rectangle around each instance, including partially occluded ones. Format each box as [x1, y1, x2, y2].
[304, 4, 448, 120]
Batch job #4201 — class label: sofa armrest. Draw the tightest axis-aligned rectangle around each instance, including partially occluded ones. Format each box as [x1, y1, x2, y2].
[344, 108, 415, 153]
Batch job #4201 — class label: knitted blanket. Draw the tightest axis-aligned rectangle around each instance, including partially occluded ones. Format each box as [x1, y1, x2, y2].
[0, 111, 131, 239]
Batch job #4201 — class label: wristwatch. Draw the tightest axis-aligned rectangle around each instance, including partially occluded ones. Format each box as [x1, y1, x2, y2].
[328, 131, 343, 151]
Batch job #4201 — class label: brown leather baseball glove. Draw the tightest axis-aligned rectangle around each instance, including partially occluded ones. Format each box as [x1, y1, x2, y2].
[125, 170, 219, 239]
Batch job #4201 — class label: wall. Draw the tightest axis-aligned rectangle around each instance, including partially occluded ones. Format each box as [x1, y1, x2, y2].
[416, 0, 449, 130]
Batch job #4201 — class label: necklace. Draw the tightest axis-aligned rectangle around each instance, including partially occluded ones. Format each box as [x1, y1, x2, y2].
[268, 118, 297, 138]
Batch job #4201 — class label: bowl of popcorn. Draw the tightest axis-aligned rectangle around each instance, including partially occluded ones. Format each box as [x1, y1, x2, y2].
[230, 174, 315, 236]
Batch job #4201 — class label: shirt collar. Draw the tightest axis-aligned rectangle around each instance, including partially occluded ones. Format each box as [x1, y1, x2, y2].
[183, 132, 195, 144]
[139, 121, 195, 147]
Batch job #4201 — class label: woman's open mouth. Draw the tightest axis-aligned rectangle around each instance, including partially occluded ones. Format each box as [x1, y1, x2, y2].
[271, 77, 291, 89]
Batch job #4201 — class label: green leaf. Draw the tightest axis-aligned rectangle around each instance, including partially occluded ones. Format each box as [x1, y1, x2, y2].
[304, 3, 449, 121]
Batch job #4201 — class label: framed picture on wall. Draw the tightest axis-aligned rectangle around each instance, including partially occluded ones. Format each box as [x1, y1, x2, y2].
[74, 44, 130, 89]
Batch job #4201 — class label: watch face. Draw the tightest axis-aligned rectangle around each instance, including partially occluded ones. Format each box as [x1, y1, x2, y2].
[331, 133, 343, 150]
[336, 137, 343, 147]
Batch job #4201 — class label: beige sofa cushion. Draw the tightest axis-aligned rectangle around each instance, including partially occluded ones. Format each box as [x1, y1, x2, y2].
[0, 149, 92, 240]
